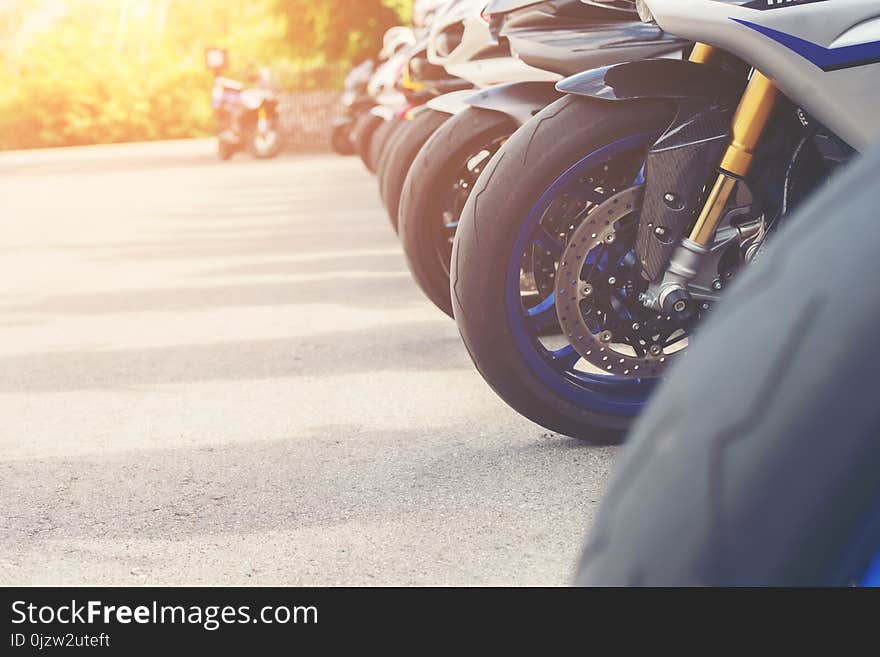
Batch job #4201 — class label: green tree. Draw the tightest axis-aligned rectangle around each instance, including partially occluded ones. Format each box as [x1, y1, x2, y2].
[277, 0, 411, 65]
[0, 0, 413, 149]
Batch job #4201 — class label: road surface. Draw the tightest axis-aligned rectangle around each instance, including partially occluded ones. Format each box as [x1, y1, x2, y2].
[0, 140, 615, 586]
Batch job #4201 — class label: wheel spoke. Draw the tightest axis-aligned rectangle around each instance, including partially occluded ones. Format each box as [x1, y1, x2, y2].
[533, 225, 564, 260]
[609, 284, 642, 313]
[633, 164, 646, 185]
[525, 292, 559, 334]
[583, 244, 605, 282]
[609, 291, 636, 320]
[548, 345, 580, 371]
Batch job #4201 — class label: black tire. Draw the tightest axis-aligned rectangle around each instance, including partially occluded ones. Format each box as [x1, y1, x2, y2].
[451, 95, 675, 442]
[353, 111, 383, 173]
[379, 108, 450, 233]
[400, 107, 516, 316]
[249, 126, 283, 159]
[331, 122, 356, 155]
[375, 116, 411, 205]
[368, 117, 400, 178]
[577, 145, 880, 586]
[218, 138, 235, 161]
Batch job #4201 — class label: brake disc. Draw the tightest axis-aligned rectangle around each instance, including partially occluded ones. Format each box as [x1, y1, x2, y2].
[532, 194, 589, 298]
[554, 186, 688, 379]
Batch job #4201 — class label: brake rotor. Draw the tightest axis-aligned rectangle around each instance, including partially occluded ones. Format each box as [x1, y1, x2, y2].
[554, 186, 687, 379]
[532, 194, 589, 297]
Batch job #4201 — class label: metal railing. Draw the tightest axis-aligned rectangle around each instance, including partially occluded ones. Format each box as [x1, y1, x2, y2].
[277, 91, 342, 150]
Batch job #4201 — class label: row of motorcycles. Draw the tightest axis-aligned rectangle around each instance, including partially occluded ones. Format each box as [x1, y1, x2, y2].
[332, 0, 880, 586]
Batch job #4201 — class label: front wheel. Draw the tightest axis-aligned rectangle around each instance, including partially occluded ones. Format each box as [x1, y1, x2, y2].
[577, 144, 880, 585]
[331, 121, 355, 155]
[399, 106, 516, 316]
[379, 107, 450, 233]
[353, 111, 383, 172]
[217, 138, 236, 161]
[451, 95, 675, 441]
[368, 116, 403, 178]
[250, 122, 283, 159]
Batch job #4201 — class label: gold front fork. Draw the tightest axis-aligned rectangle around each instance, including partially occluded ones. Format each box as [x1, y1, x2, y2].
[685, 45, 780, 246]
[718, 71, 779, 177]
[688, 43, 717, 65]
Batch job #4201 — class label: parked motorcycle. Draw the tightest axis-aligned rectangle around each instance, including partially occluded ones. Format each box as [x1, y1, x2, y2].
[331, 59, 375, 155]
[399, 0, 686, 316]
[414, 0, 453, 36]
[451, 0, 875, 440]
[368, 40, 478, 183]
[351, 27, 419, 171]
[379, 0, 568, 233]
[577, 142, 880, 586]
[212, 68, 282, 161]
[426, 0, 561, 88]
[353, 4, 457, 173]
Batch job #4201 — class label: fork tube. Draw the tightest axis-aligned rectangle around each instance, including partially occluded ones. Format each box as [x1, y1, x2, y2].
[688, 43, 717, 64]
[688, 71, 779, 246]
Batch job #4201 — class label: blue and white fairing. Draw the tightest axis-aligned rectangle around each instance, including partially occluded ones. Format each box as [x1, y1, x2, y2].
[646, 0, 880, 150]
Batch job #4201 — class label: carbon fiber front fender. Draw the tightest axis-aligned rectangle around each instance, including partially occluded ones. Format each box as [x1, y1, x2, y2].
[559, 59, 750, 281]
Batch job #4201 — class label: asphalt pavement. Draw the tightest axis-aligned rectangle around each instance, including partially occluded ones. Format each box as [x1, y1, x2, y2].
[0, 139, 615, 586]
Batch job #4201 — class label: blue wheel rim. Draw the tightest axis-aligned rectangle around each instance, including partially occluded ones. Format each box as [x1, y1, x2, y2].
[505, 132, 660, 417]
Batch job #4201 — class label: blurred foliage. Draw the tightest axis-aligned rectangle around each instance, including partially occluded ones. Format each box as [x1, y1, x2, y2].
[278, 0, 411, 64]
[0, 0, 411, 149]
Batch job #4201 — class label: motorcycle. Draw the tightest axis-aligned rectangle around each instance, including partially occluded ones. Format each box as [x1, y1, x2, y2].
[351, 27, 419, 171]
[398, 0, 687, 316]
[414, 0, 454, 37]
[378, 0, 570, 233]
[450, 0, 876, 441]
[212, 68, 282, 161]
[577, 142, 880, 586]
[366, 37, 476, 185]
[425, 0, 561, 88]
[353, 4, 456, 173]
[331, 59, 375, 156]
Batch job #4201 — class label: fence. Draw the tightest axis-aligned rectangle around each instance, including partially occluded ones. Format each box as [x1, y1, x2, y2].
[277, 90, 343, 150]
